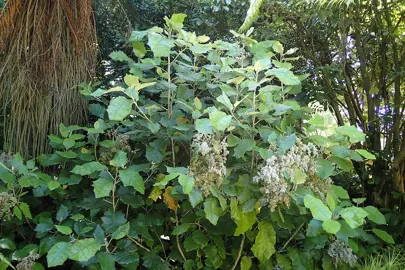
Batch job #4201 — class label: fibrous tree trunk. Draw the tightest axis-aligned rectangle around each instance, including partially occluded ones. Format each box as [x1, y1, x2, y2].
[0, 0, 96, 158]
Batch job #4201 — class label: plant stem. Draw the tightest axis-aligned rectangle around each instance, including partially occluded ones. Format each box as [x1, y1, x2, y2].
[278, 221, 305, 253]
[127, 235, 151, 252]
[175, 209, 187, 261]
[167, 55, 172, 117]
[231, 234, 245, 270]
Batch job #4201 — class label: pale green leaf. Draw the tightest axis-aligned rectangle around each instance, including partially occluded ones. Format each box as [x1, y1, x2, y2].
[251, 221, 276, 262]
[107, 96, 133, 121]
[204, 197, 223, 225]
[69, 239, 102, 262]
[209, 111, 232, 131]
[304, 195, 332, 221]
[111, 223, 130, 240]
[71, 162, 107, 176]
[265, 68, 301, 85]
[92, 178, 114, 198]
[364, 206, 386, 225]
[147, 32, 175, 58]
[355, 149, 376, 160]
[47, 242, 71, 267]
[110, 151, 128, 168]
[322, 220, 341, 234]
[55, 225, 72, 235]
[339, 207, 368, 228]
[119, 166, 145, 194]
[372, 229, 395, 244]
[178, 174, 195, 194]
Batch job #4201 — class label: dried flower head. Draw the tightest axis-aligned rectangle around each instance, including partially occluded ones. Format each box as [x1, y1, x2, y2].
[189, 134, 229, 196]
[0, 152, 14, 168]
[253, 139, 321, 211]
[0, 192, 18, 220]
[16, 253, 40, 270]
[327, 239, 358, 268]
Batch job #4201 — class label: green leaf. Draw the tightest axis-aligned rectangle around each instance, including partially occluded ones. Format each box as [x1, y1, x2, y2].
[97, 252, 116, 270]
[133, 41, 146, 58]
[317, 159, 334, 180]
[330, 185, 349, 199]
[241, 256, 252, 270]
[14, 207, 22, 220]
[168, 13, 187, 30]
[355, 149, 376, 160]
[142, 251, 170, 270]
[204, 197, 223, 225]
[119, 166, 145, 194]
[69, 238, 102, 262]
[234, 211, 257, 236]
[56, 205, 69, 222]
[89, 103, 105, 118]
[147, 32, 174, 58]
[293, 166, 307, 184]
[178, 174, 195, 194]
[189, 188, 203, 208]
[322, 220, 341, 234]
[278, 134, 296, 155]
[195, 118, 213, 134]
[62, 138, 75, 150]
[56, 151, 77, 159]
[100, 140, 116, 148]
[146, 140, 168, 164]
[364, 206, 386, 225]
[216, 92, 233, 111]
[0, 239, 15, 250]
[372, 229, 395, 244]
[101, 209, 126, 232]
[19, 202, 32, 219]
[107, 96, 133, 121]
[339, 207, 368, 228]
[272, 41, 284, 54]
[234, 139, 255, 158]
[172, 223, 190, 235]
[47, 181, 61, 191]
[209, 111, 232, 131]
[110, 151, 128, 168]
[93, 225, 105, 244]
[112, 223, 130, 240]
[304, 195, 332, 221]
[147, 122, 160, 134]
[251, 221, 276, 262]
[55, 225, 72, 235]
[0, 252, 15, 269]
[265, 68, 300, 85]
[47, 242, 71, 267]
[92, 178, 114, 198]
[109, 51, 132, 62]
[71, 162, 107, 176]
[335, 126, 365, 143]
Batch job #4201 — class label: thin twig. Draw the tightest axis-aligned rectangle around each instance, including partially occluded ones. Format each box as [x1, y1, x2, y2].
[127, 235, 151, 252]
[278, 221, 306, 253]
[175, 209, 187, 261]
[231, 234, 245, 270]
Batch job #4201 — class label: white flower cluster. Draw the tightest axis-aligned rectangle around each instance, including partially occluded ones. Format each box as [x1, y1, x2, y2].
[189, 134, 229, 196]
[327, 240, 358, 268]
[253, 139, 320, 211]
[16, 253, 40, 270]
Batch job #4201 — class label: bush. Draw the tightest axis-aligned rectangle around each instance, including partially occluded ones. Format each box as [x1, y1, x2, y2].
[0, 14, 394, 269]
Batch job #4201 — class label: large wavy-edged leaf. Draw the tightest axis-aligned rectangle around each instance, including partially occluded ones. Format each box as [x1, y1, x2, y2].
[238, 0, 265, 33]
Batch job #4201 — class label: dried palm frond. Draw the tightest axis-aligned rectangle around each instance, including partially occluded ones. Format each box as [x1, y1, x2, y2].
[0, 0, 97, 158]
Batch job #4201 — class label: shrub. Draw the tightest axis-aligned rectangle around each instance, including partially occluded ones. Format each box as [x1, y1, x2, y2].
[0, 14, 394, 269]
